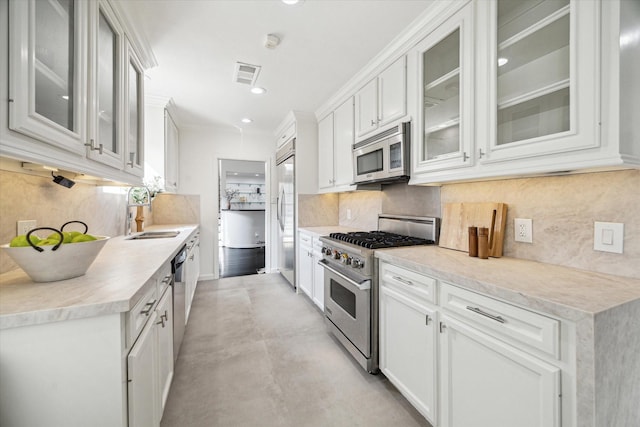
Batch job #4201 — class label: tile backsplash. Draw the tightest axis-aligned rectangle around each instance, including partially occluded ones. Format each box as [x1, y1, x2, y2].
[442, 170, 640, 279]
[0, 169, 202, 274]
[0, 170, 128, 274]
[299, 170, 639, 279]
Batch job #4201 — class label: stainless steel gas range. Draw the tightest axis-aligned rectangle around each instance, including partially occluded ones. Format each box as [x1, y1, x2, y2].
[319, 214, 439, 373]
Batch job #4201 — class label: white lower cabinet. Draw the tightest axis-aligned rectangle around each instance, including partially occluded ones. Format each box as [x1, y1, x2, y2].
[297, 232, 313, 298]
[297, 231, 324, 310]
[185, 233, 200, 323]
[378, 261, 568, 427]
[439, 314, 560, 427]
[127, 309, 159, 427]
[155, 286, 174, 415]
[127, 277, 174, 427]
[379, 285, 437, 424]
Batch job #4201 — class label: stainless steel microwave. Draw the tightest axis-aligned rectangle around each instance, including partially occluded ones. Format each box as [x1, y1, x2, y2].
[352, 122, 410, 185]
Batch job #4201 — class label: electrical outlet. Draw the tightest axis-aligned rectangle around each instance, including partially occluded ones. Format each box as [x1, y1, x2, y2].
[17, 220, 37, 236]
[514, 218, 533, 243]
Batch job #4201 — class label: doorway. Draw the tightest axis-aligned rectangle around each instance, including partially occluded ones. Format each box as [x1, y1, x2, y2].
[218, 159, 267, 278]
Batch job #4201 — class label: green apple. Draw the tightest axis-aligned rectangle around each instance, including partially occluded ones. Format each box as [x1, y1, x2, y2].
[9, 234, 41, 247]
[46, 232, 65, 243]
[37, 238, 59, 246]
[71, 234, 97, 243]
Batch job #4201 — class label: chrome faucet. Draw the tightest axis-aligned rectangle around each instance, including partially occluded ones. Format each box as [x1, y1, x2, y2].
[125, 186, 152, 235]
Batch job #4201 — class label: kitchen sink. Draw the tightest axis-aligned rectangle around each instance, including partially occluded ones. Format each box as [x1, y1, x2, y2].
[127, 231, 180, 240]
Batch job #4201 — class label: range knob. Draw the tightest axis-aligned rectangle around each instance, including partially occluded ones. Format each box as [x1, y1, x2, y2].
[340, 253, 351, 265]
[322, 247, 331, 256]
[332, 250, 341, 260]
[352, 258, 364, 269]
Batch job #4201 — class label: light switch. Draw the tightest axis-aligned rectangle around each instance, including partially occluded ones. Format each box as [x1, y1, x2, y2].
[594, 222, 624, 254]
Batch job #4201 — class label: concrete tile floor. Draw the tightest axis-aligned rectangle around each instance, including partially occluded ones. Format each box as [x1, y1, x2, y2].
[161, 273, 432, 427]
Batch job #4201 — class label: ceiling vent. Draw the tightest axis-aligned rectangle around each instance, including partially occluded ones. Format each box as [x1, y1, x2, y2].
[233, 62, 261, 85]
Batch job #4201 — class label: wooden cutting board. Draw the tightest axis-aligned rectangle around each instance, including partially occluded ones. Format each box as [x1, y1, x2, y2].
[439, 202, 508, 257]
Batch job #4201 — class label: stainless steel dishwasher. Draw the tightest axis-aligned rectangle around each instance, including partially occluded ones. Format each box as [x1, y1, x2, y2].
[172, 245, 187, 361]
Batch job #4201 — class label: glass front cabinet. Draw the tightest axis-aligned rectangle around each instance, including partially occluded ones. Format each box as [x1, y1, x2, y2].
[411, 0, 612, 184]
[8, 0, 87, 154]
[477, 0, 599, 165]
[412, 3, 474, 175]
[5, 0, 148, 183]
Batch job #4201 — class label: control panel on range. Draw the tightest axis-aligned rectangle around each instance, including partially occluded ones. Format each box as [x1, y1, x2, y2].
[322, 246, 365, 270]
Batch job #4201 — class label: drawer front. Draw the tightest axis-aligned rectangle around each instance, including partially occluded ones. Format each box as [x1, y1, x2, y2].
[299, 232, 312, 246]
[440, 282, 560, 359]
[127, 281, 159, 348]
[156, 263, 172, 295]
[380, 262, 436, 305]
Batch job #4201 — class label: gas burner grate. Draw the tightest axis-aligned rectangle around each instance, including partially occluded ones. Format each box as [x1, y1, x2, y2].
[328, 231, 434, 249]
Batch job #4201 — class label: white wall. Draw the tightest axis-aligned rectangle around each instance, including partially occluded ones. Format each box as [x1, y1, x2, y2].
[178, 126, 274, 280]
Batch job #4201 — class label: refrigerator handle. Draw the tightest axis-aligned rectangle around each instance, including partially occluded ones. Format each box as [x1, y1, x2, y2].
[278, 188, 285, 231]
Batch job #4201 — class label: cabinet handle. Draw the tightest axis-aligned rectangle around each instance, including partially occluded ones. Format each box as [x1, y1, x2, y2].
[370, 119, 376, 126]
[392, 275, 414, 286]
[85, 139, 103, 154]
[439, 322, 446, 333]
[140, 300, 157, 316]
[478, 148, 485, 159]
[463, 152, 469, 162]
[127, 152, 136, 168]
[156, 317, 165, 327]
[466, 306, 506, 324]
[425, 314, 431, 325]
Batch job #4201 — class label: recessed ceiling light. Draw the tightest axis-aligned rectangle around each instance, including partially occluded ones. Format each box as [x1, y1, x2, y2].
[282, 0, 300, 4]
[250, 87, 266, 95]
[241, 118, 253, 124]
[498, 57, 509, 67]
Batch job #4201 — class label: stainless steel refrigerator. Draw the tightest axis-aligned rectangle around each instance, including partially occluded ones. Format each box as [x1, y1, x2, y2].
[276, 138, 295, 288]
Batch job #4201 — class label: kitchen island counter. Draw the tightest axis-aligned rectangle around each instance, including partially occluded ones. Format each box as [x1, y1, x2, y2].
[0, 224, 199, 329]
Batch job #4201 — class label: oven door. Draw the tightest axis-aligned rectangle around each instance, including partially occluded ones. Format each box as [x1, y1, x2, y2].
[320, 260, 371, 358]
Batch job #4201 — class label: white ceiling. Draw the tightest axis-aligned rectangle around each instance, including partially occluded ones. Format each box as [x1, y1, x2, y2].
[117, 0, 433, 134]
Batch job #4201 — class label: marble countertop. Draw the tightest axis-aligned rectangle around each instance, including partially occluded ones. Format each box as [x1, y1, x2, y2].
[298, 225, 362, 236]
[375, 246, 640, 322]
[0, 224, 199, 330]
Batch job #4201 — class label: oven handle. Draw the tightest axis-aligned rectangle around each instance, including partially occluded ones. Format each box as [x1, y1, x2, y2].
[318, 260, 371, 291]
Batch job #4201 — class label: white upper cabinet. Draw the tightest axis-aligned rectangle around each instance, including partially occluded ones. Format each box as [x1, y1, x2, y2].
[413, 3, 474, 175]
[333, 98, 356, 187]
[3, 0, 151, 185]
[317, 97, 356, 193]
[355, 56, 407, 140]
[408, 0, 639, 185]
[317, 112, 334, 190]
[477, 0, 599, 164]
[87, 0, 125, 169]
[8, 0, 87, 154]
[124, 40, 144, 177]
